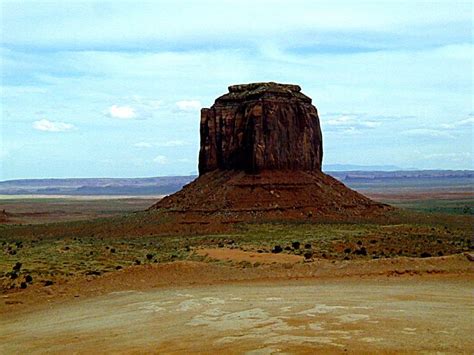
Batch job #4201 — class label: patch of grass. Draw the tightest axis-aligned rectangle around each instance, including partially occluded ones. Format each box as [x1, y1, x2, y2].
[383, 198, 474, 216]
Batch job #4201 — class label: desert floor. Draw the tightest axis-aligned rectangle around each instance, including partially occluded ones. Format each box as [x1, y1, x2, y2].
[0, 189, 472, 353]
[1, 253, 473, 354]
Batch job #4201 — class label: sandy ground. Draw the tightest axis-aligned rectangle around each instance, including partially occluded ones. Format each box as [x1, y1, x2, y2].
[196, 248, 304, 264]
[1, 277, 473, 354]
[0, 253, 473, 354]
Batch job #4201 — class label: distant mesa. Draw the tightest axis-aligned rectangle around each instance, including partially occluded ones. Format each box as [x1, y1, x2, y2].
[151, 82, 389, 220]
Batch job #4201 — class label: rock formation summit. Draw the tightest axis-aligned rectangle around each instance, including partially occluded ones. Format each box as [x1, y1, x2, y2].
[199, 82, 322, 174]
[151, 82, 388, 220]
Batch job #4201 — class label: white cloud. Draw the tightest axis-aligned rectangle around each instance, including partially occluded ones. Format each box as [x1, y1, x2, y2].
[32, 119, 75, 132]
[133, 140, 188, 148]
[324, 114, 381, 131]
[176, 100, 201, 112]
[133, 142, 153, 148]
[402, 128, 454, 138]
[440, 117, 474, 129]
[106, 105, 137, 119]
[157, 140, 187, 147]
[153, 155, 168, 164]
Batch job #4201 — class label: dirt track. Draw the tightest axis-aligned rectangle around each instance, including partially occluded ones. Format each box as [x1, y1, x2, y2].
[1, 275, 473, 353]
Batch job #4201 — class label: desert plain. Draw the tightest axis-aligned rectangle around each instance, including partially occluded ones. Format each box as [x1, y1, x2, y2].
[0, 175, 473, 354]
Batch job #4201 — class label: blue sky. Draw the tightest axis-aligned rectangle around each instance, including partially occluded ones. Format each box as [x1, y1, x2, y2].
[1, 0, 473, 179]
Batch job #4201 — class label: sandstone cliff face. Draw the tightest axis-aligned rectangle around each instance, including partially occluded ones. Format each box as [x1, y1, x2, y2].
[198, 82, 323, 174]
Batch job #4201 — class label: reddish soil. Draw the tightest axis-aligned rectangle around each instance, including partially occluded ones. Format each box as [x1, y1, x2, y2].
[196, 247, 303, 264]
[151, 170, 391, 221]
[2, 253, 472, 317]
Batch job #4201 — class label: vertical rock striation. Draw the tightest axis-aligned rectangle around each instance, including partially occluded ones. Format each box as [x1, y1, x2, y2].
[199, 82, 323, 174]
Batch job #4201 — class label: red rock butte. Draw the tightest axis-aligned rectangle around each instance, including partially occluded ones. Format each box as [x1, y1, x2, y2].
[199, 82, 323, 174]
[151, 82, 389, 220]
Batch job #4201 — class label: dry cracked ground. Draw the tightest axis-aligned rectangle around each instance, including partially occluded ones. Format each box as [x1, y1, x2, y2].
[1, 269, 473, 354]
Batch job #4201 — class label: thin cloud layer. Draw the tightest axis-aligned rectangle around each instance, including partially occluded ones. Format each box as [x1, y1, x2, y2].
[176, 100, 201, 112]
[32, 119, 75, 132]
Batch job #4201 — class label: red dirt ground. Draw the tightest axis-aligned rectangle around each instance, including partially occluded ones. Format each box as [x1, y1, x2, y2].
[151, 170, 391, 221]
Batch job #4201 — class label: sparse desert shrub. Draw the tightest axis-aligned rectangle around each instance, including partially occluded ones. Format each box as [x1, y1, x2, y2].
[344, 248, 351, 254]
[13, 262, 22, 272]
[304, 243, 312, 249]
[354, 247, 367, 256]
[135, 259, 141, 265]
[146, 253, 154, 260]
[110, 248, 116, 253]
[284, 246, 292, 251]
[115, 266, 122, 270]
[20, 282, 27, 289]
[292, 241, 301, 249]
[86, 270, 102, 276]
[44, 280, 54, 286]
[25, 275, 33, 283]
[420, 252, 431, 258]
[303, 251, 313, 260]
[272, 245, 283, 254]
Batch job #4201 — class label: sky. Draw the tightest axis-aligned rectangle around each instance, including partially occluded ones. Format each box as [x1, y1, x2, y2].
[1, 0, 473, 180]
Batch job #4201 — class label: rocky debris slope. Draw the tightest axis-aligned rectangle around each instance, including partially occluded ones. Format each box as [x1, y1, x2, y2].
[151, 82, 389, 220]
[153, 170, 388, 220]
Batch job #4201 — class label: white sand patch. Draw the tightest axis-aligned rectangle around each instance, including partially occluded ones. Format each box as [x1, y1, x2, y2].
[308, 322, 325, 331]
[337, 314, 370, 323]
[298, 304, 347, 315]
[201, 297, 225, 305]
[177, 299, 201, 311]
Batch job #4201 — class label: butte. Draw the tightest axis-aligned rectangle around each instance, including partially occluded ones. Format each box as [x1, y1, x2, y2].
[150, 82, 389, 221]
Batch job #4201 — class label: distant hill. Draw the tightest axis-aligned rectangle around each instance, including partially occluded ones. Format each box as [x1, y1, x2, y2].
[328, 170, 474, 191]
[0, 176, 196, 196]
[0, 170, 472, 196]
[323, 164, 402, 171]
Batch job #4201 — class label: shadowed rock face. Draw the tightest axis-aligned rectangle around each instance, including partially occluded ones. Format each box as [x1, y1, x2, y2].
[199, 82, 323, 175]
